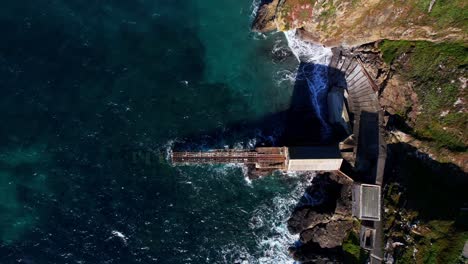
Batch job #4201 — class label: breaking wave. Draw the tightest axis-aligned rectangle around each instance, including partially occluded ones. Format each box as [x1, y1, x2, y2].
[284, 30, 333, 140]
[221, 173, 314, 264]
[250, 0, 261, 21]
[274, 69, 297, 86]
[284, 30, 332, 65]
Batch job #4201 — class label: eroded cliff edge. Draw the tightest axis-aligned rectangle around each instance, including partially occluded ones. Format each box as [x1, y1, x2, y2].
[253, 0, 467, 47]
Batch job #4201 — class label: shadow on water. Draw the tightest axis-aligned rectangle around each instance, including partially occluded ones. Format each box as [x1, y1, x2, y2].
[172, 63, 349, 151]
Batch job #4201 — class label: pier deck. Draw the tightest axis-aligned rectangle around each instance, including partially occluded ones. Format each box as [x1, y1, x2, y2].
[172, 147, 288, 170]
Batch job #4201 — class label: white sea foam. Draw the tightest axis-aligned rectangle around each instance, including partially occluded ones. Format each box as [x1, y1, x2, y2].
[254, 175, 311, 264]
[163, 139, 177, 163]
[221, 173, 313, 264]
[110, 230, 128, 246]
[275, 69, 298, 86]
[284, 30, 332, 65]
[250, 0, 261, 21]
[284, 29, 333, 139]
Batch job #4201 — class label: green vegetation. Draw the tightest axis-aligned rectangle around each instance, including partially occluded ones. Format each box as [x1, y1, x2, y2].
[379, 40, 468, 151]
[401, 221, 467, 264]
[383, 152, 468, 263]
[343, 226, 369, 264]
[414, 0, 468, 31]
[319, 1, 337, 20]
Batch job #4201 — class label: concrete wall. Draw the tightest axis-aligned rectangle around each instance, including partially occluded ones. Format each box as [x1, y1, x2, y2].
[287, 158, 343, 171]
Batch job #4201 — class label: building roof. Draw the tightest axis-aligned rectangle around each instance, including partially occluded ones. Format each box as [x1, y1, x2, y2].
[288, 146, 342, 160]
[353, 184, 381, 221]
[286, 146, 343, 171]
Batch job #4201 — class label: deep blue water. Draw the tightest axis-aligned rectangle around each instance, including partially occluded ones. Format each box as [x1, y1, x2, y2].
[0, 1, 312, 263]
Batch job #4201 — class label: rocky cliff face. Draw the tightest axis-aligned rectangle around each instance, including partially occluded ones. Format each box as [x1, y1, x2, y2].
[253, 0, 467, 47]
[335, 42, 468, 171]
[287, 173, 354, 263]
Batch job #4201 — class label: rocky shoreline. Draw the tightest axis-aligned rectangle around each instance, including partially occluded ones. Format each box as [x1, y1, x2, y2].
[252, 1, 467, 263]
[286, 173, 355, 263]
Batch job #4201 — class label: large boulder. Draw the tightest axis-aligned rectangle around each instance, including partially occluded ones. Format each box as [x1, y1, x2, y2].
[251, 0, 280, 32]
[288, 242, 342, 263]
[288, 173, 353, 233]
[300, 220, 353, 248]
[288, 207, 332, 234]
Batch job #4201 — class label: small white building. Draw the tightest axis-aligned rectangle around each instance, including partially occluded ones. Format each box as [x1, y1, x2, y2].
[352, 184, 381, 221]
[360, 225, 376, 250]
[287, 146, 343, 171]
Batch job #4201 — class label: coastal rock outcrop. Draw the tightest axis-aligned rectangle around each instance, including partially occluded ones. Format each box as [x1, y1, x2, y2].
[252, 0, 467, 47]
[287, 173, 353, 262]
[288, 242, 342, 263]
[300, 220, 353, 248]
[288, 208, 332, 234]
[251, 0, 281, 32]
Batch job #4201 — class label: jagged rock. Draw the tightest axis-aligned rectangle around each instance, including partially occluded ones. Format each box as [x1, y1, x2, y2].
[288, 173, 353, 234]
[251, 0, 280, 32]
[300, 220, 353, 248]
[380, 75, 420, 123]
[334, 184, 352, 216]
[288, 207, 332, 234]
[286, 172, 354, 261]
[288, 242, 342, 263]
[352, 44, 391, 88]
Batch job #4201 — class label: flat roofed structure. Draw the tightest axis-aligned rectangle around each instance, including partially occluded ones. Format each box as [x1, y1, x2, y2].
[360, 226, 376, 250]
[287, 146, 343, 171]
[352, 184, 381, 221]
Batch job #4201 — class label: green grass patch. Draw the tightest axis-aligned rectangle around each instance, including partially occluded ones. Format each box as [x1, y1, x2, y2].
[414, 0, 468, 31]
[379, 40, 468, 151]
[319, 1, 337, 20]
[415, 221, 468, 264]
[343, 231, 369, 264]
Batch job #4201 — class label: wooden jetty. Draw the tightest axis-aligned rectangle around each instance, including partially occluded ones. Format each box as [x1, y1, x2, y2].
[172, 147, 288, 171]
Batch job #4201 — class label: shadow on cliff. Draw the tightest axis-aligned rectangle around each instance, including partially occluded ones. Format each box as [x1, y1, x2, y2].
[384, 142, 468, 223]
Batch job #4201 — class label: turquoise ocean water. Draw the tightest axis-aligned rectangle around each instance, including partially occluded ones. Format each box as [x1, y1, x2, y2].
[0, 0, 319, 263]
